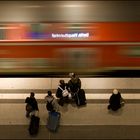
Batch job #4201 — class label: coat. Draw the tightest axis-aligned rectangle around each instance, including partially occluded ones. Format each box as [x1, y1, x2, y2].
[45, 95, 59, 112]
[109, 92, 122, 111]
[68, 77, 81, 93]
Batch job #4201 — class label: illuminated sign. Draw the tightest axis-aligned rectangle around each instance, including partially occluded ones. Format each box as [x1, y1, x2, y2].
[51, 33, 89, 38]
[0, 22, 139, 42]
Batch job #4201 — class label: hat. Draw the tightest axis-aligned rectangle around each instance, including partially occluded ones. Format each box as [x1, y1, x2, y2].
[113, 89, 118, 94]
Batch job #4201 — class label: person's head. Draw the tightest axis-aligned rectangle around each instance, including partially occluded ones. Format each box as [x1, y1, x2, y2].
[113, 89, 118, 95]
[30, 92, 35, 98]
[60, 79, 65, 85]
[47, 90, 52, 96]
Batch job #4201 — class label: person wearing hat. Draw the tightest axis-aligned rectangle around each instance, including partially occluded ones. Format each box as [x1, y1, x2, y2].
[108, 89, 124, 111]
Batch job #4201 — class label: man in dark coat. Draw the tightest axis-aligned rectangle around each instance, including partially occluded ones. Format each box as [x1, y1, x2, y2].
[25, 92, 39, 117]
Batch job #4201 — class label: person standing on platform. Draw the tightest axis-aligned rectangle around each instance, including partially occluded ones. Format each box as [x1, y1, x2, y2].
[25, 92, 39, 118]
[45, 90, 59, 112]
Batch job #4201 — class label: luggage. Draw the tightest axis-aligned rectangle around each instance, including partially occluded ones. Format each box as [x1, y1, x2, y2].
[75, 89, 86, 106]
[29, 115, 40, 135]
[47, 111, 61, 132]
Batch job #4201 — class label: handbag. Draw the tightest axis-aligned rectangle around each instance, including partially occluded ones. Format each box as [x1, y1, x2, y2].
[58, 86, 69, 97]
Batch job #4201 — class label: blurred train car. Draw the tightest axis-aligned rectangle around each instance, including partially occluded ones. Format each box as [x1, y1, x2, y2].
[0, 1, 139, 77]
[0, 43, 139, 77]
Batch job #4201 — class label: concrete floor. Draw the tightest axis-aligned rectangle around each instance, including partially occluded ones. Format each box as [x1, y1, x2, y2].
[0, 102, 140, 139]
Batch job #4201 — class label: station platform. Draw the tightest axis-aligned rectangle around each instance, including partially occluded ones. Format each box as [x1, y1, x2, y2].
[0, 78, 139, 139]
[0, 102, 140, 139]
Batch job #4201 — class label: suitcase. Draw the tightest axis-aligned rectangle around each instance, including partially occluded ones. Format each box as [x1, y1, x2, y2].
[75, 89, 86, 106]
[29, 115, 40, 135]
[47, 111, 61, 132]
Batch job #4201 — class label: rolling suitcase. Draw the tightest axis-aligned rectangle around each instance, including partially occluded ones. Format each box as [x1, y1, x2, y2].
[47, 111, 61, 132]
[75, 89, 86, 106]
[29, 115, 40, 135]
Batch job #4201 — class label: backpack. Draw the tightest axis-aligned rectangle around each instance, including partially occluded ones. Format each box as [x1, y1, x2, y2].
[46, 99, 54, 112]
[25, 97, 30, 103]
[26, 103, 33, 112]
[58, 86, 69, 97]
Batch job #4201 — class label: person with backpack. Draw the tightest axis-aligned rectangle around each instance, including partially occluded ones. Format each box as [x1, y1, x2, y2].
[25, 92, 39, 118]
[45, 90, 59, 112]
[68, 73, 81, 99]
[56, 79, 69, 106]
[45, 91, 61, 132]
[108, 89, 125, 111]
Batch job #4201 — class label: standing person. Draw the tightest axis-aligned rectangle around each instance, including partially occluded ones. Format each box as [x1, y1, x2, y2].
[45, 90, 59, 112]
[108, 89, 125, 111]
[68, 73, 81, 99]
[45, 91, 61, 132]
[56, 79, 69, 106]
[25, 92, 39, 118]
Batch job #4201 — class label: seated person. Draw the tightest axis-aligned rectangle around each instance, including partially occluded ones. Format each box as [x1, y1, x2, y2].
[108, 89, 125, 111]
[67, 73, 81, 98]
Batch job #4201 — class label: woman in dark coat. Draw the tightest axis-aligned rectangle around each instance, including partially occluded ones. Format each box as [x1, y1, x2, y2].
[108, 89, 124, 111]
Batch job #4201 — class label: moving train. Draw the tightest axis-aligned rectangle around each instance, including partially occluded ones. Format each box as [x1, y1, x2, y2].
[0, 42, 139, 77]
[0, 1, 139, 77]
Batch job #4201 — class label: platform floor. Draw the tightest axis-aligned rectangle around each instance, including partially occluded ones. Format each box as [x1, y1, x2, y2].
[1, 103, 140, 125]
[0, 77, 139, 139]
[0, 102, 140, 139]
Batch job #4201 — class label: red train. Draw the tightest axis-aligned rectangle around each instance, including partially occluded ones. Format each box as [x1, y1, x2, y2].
[0, 22, 139, 76]
[0, 43, 139, 76]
